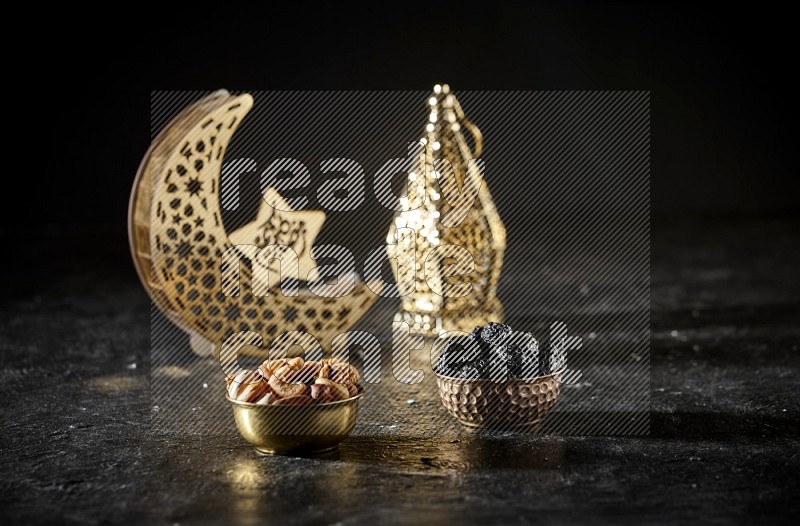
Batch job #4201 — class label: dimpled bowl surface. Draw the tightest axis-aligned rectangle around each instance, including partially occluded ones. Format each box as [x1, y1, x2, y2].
[436, 371, 563, 428]
[228, 393, 362, 455]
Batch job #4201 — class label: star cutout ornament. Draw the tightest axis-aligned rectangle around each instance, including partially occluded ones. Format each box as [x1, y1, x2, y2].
[132, 92, 383, 356]
[228, 187, 326, 289]
[186, 177, 203, 197]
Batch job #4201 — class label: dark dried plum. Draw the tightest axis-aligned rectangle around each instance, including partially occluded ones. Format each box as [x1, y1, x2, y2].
[470, 326, 483, 341]
[442, 336, 484, 363]
[434, 352, 457, 376]
[457, 364, 482, 379]
[487, 351, 509, 382]
[510, 337, 540, 378]
[480, 322, 511, 346]
[472, 358, 489, 378]
[439, 325, 543, 380]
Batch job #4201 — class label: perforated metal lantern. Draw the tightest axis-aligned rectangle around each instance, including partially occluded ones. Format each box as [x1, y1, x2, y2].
[388, 85, 506, 336]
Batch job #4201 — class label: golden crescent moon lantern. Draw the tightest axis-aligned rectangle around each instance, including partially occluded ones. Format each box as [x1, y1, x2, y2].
[129, 90, 381, 356]
[388, 85, 506, 336]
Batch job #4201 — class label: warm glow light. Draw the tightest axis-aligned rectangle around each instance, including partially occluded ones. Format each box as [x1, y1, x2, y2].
[387, 86, 506, 337]
[415, 297, 435, 312]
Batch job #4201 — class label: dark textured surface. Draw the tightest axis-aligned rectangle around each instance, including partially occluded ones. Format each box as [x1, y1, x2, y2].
[1, 217, 799, 525]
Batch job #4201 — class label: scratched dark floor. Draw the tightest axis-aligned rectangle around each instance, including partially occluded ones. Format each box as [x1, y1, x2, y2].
[1, 216, 798, 525]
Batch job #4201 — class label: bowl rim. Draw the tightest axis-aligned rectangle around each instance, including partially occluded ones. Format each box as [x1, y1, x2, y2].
[227, 391, 364, 408]
[433, 368, 566, 383]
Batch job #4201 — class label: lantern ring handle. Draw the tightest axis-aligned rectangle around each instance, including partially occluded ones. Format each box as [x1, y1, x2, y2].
[452, 97, 483, 159]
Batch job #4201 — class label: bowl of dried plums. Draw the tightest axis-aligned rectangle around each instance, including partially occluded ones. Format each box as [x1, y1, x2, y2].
[434, 323, 564, 428]
[226, 357, 363, 455]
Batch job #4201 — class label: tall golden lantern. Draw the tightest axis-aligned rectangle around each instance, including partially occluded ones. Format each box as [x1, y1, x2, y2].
[388, 85, 506, 336]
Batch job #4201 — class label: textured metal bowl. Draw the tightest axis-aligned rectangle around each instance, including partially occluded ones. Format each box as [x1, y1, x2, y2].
[436, 371, 563, 428]
[228, 393, 363, 455]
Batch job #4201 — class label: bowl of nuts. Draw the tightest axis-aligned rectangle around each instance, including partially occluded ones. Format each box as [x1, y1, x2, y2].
[434, 323, 564, 428]
[226, 357, 363, 455]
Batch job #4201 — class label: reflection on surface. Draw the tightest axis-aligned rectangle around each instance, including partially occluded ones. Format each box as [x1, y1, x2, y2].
[178, 434, 576, 524]
[222, 450, 359, 524]
[86, 375, 145, 392]
[338, 435, 567, 472]
[225, 457, 268, 491]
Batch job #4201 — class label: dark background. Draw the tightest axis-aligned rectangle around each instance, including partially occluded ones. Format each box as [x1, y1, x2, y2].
[3, 4, 799, 524]
[17, 2, 797, 239]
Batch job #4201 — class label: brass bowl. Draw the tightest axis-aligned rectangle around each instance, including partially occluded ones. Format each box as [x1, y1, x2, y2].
[228, 393, 363, 455]
[435, 370, 564, 428]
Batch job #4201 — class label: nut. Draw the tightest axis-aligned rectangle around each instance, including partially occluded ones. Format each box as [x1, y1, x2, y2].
[287, 357, 304, 370]
[229, 359, 362, 405]
[254, 392, 277, 405]
[310, 383, 338, 403]
[284, 362, 322, 384]
[319, 364, 332, 379]
[228, 369, 268, 402]
[314, 378, 349, 400]
[268, 372, 309, 399]
[272, 365, 294, 381]
[331, 363, 360, 386]
[258, 358, 287, 378]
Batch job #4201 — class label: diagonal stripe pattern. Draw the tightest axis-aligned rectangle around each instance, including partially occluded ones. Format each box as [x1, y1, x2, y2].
[147, 90, 649, 437]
